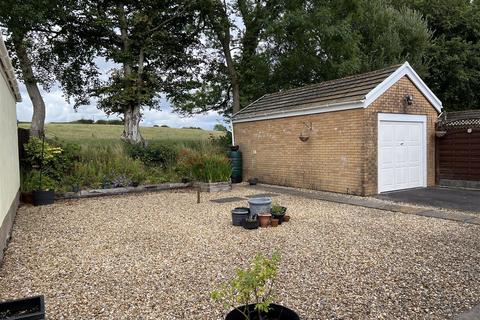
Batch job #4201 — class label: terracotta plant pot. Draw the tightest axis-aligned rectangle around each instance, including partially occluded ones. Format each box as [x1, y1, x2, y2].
[257, 213, 271, 228]
[284, 215, 291, 222]
[271, 218, 279, 227]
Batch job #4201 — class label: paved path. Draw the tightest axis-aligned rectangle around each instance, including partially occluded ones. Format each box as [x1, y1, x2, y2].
[377, 186, 480, 213]
[248, 184, 480, 225]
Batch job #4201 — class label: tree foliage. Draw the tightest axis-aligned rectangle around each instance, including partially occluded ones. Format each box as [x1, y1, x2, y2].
[171, 0, 433, 117]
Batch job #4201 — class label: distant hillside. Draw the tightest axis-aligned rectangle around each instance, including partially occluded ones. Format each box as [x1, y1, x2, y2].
[18, 123, 224, 145]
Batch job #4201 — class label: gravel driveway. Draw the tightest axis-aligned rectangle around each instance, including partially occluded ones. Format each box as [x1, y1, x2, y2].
[0, 185, 479, 319]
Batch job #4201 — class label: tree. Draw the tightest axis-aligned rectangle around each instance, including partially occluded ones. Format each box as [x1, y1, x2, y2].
[392, 0, 480, 111]
[170, 0, 280, 116]
[61, 0, 201, 145]
[214, 123, 228, 131]
[0, 0, 59, 137]
[171, 0, 431, 117]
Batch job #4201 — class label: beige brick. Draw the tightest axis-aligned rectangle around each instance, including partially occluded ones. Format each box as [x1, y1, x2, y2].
[233, 76, 438, 196]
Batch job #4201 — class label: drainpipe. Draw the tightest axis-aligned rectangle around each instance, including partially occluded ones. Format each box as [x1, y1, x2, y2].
[230, 119, 235, 146]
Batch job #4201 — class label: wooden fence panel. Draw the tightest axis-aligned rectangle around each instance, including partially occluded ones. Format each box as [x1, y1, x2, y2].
[437, 128, 480, 181]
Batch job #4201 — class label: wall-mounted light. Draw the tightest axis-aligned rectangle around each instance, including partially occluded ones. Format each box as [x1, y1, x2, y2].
[299, 121, 312, 142]
[404, 94, 414, 105]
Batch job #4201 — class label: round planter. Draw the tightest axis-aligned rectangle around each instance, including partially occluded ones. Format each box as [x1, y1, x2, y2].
[226, 303, 299, 320]
[231, 207, 249, 226]
[32, 190, 55, 206]
[257, 213, 271, 228]
[271, 213, 285, 224]
[243, 219, 259, 229]
[271, 218, 279, 227]
[248, 178, 258, 185]
[248, 197, 272, 216]
[284, 215, 291, 222]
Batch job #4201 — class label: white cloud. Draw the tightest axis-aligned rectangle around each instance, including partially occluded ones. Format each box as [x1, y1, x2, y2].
[16, 84, 226, 130]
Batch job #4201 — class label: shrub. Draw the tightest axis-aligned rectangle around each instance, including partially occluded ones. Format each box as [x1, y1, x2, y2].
[95, 119, 123, 125]
[125, 142, 178, 169]
[177, 148, 232, 182]
[211, 252, 281, 316]
[22, 170, 57, 191]
[209, 131, 232, 151]
[74, 119, 94, 124]
[22, 137, 79, 181]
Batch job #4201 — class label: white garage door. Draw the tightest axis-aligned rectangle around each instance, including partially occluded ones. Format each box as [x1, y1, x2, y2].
[378, 114, 427, 193]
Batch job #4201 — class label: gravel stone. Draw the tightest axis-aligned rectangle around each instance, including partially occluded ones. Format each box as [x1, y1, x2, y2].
[0, 186, 479, 319]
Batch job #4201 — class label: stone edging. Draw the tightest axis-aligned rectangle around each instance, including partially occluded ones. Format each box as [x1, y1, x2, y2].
[55, 182, 192, 200]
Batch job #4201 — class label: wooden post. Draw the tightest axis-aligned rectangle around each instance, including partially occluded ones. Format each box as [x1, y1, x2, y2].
[197, 189, 200, 204]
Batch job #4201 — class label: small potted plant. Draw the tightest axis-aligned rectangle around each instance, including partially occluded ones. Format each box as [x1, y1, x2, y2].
[0, 295, 45, 320]
[211, 251, 299, 320]
[271, 203, 287, 224]
[243, 210, 259, 230]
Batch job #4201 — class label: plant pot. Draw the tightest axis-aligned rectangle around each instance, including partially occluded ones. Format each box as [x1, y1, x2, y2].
[248, 178, 258, 185]
[284, 215, 291, 222]
[257, 213, 271, 228]
[243, 218, 259, 230]
[271, 218, 279, 227]
[0, 295, 45, 320]
[230, 145, 240, 151]
[248, 197, 272, 216]
[232, 207, 249, 226]
[272, 213, 285, 224]
[32, 190, 55, 206]
[226, 303, 299, 320]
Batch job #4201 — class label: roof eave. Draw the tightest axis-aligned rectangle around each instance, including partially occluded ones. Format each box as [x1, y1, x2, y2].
[232, 100, 365, 123]
[363, 61, 442, 112]
[0, 34, 21, 102]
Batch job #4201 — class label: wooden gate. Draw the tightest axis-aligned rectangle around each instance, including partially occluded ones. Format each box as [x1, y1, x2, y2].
[436, 110, 480, 188]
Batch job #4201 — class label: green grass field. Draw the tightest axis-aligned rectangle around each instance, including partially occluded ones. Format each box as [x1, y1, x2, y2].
[19, 123, 224, 145]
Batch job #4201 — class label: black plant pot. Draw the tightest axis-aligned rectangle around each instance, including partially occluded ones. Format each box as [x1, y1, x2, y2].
[226, 304, 299, 320]
[230, 145, 240, 151]
[243, 218, 259, 229]
[248, 178, 258, 185]
[232, 207, 249, 226]
[0, 295, 45, 320]
[32, 190, 55, 206]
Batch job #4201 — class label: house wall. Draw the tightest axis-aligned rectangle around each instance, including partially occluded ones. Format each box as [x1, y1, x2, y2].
[363, 76, 438, 195]
[233, 108, 367, 195]
[0, 67, 20, 262]
[233, 76, 438, 196]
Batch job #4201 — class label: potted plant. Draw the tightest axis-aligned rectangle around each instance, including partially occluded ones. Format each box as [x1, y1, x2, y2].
[243, 209, 259, 230]
[25, 171, 56, 206]
[271, 203, 287, 224]
[0, 295, 45, 320]
[211, 252, 299, 320]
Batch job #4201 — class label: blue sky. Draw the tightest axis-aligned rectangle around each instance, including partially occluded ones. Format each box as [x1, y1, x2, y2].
[16, 83, 225, 130]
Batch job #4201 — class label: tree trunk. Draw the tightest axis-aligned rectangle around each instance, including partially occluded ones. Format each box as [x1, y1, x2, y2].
[117, 4, 144, 145]
[210, 1, 241, 114]
[12, 36, 46, 137]
[122, 104, 144, 145]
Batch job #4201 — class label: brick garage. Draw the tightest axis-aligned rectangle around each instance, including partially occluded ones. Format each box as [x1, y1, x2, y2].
[232, 63, 441, 196]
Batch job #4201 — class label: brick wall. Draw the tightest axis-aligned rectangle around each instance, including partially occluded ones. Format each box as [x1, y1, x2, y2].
[363, 76, 438, 195]
[233, 109, 367, 195]
[233, 76, 439, 195]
